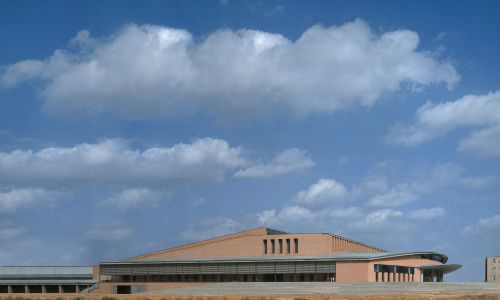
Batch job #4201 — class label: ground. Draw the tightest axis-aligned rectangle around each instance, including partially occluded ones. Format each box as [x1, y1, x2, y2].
[2, 282, 500, 299]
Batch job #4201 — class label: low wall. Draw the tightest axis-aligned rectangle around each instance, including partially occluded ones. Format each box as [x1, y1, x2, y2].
[90, 282, 211, 294]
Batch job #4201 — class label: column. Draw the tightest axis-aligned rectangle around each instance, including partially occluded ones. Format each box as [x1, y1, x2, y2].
[76, 285, 80, 293]
[59, 285, 63, 293]
[7, 285, 12, 294]
[24, 285, 28, 293]
[42, 285, 47, 293]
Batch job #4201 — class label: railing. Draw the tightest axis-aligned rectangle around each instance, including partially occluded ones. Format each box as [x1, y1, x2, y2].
[80, 283, 99, 294]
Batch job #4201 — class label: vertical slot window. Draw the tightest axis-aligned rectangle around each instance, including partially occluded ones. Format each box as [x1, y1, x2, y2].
[271, 239, 275, 254]
[263, 240, 268, 254]
[294, 238, 299, 253]
[279, 239, 283, 254]
[286, 239, 290, 254]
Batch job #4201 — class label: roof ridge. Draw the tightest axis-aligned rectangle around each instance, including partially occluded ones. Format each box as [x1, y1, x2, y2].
[124, 226, 269, 261]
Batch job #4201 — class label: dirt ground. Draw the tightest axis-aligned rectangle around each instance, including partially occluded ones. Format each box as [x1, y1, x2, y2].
[1, 292, 500, 300]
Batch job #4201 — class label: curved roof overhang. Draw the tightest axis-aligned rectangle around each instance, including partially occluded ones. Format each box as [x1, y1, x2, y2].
[420, 264, 462, 274]
[102, 251, 449, 265]
[331, 251, 448, 264]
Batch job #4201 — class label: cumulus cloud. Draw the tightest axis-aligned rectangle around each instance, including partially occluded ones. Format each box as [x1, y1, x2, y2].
[189, 197, 206, 209]
[295, 178, 348, 206]
[460, 175, 497, 188]
[235, 148, 314, 178]
[0, 138, 246, 188]
[388, 91, 500, 156]
[255, 205, 318, 227]
[0, 188, 63, 212]
[407, 207, 445, 220]
[256, 161, 486, 239]
[255, 178, 360, 228]
[101, 188, 172, 210]
[0, 226, 24, 240]
[179, 217, 241, 242]
[457, 125, 500, 156]
[364, 162, 490, 207]
[368, 188, 417, 207]
[348, 209, 403, 232]
[83, 224, 133, 241]
[463, 214, 500, 237]
[0, 20, 458, 121]
[256, 209, 278, 225]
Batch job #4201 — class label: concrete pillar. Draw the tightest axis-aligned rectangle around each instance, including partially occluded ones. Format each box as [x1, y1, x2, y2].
[59, 285, 63, 293]
[76, 285, 80, 293]
[24, 285, 28, 293]
[382, 272, 387, 282]
[42, 285, 47, 293]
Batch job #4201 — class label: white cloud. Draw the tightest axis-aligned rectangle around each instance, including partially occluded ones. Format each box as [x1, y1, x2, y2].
[368, 188, 417, 207]
[365, 162, 486, 207]
[179, 217, 240, 242]
[0, 138, 246, 188]
[83, 224, 133, 241]
[256, 204, 363, 228]
[0, 188, 63, 212]
[256, 205, 317, 227]
[329, 206, 364, 219]
[295, 178, 348, 206]
[408, 163, 463, 194]
[235, 148, 314, 178]
[257, 161, 490, 237]
[388, 91, 500, 156]
[460, 175, 497, 188]
[0, 227, 24, 239]
[256, 209, 277, 225]
[463, 214, 500, 237]
[457, 125, 500, 156]
[277, 205, 316, 221]
[189, 197, 206, 209]
[101, 188, 172, 210]
[348, 209, 403, 232]
[1, 20, 458, 121]
[407, 207, 446, 220]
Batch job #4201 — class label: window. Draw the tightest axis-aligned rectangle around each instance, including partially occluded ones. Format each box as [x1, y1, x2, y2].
[294, 238, 299, 253]
[263, 240, 268, 254]
[279, 239, 283, 254]
[421, 254, 445, 264]
[286, 239, 290, 254]
[271, 239, 275, 254]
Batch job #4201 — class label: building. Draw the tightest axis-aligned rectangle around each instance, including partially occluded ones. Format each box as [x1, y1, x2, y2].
[486, 256, 500, 282]
[94, 227, 461, 293]
[0, 227, 461, 294]
[0, 266, 95, 294]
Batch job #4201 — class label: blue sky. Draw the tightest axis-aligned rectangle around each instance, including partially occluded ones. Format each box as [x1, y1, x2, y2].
[0, 0, 499, 281]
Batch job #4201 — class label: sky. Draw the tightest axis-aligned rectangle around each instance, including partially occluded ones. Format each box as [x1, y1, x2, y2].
[0, 0, 499, 282]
